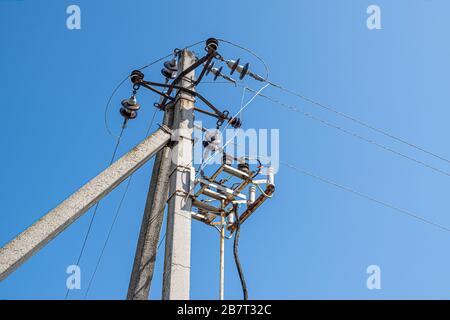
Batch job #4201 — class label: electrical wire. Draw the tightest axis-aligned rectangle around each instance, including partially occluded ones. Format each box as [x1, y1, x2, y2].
[217, 38, 270, 82]
[65, 125, 126, 300]
[242, 85, 450, 179]
[104, 39, 206, 138]
[219, 37, 450, 167]
[218, 38, 450, 175]
[83, 176, 133, 299]
[196, 83, 269, 175]
[184, 83, 269, 202]
[233, 209, 248, 300]
[268, 81, 450, 166]
[83, 109, 159, 299]
[281, 160, 450, 234]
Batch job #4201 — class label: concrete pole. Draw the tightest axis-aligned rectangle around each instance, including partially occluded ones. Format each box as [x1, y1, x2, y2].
[162, 50, 195, 300]
[0, 127, 172, 281]
[219, 210, 225, 300]
[127, 107, 174, 300]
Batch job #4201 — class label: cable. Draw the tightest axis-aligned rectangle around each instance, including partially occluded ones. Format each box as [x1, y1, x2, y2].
[242, 85, 450, 179]
[184, 83, 269, 202]
[104, 39, 207, 138]
[65, 125, 126, 300]
[281, 160, 450, 234]
[217, 38, 270, 82]
[269, 81, 450, 166]
[83, 176, 133, 299]
[217, 39, 450, 170]
[83, 109, 159, 298]
[238, 85, 246, 123]
[157, 232, 166, 250]
[233, 208, 248, 300]
[196, 83, 269, 175]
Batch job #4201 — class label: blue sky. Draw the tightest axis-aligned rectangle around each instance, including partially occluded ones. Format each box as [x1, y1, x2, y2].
[2, 0, 450, 299]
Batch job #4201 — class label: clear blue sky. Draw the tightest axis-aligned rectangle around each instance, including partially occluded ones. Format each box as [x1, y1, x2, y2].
[2, 0, 450, 299]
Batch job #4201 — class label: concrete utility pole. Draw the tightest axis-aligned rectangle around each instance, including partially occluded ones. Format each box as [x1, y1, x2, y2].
[0, 127, 172, 281]
[0, 38, 276, 301]
[127, 106, 174, 300]
[219, 206, 225, 300]
[162, 50, 196, 300]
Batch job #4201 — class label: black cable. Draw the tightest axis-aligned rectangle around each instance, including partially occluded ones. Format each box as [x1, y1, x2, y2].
[65, 124, 126, 300]
[233, 209, 248, 300]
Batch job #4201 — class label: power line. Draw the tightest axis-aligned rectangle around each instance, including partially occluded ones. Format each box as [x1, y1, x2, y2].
[196, 83, 269, 175]
[216, 37, 450, 167]
[84, 177, 132, 299]
[281, 160, 450, 234]
[233, 210, 248, 300]
[243, 86, 450, 179]
[217, 39, 270, 82]
[104, 39, 207, 139]
[65, 125, 126, 300]
[83, 110, 159, 298]
[269, 81, 450, 166]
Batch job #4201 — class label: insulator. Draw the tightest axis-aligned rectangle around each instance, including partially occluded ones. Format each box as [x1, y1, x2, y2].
[238, 161, 250, 174]
[160, 58, 178, 79]
[120, 107, 137, 120]
[121, 96, 140, 111]
[248, 186, 256, 205]
[161, 68, 176, 79]
[227, 59, 240, 75]
[222, 153, 233, 165]
[205, 38, 219, 52]
[239, 63, 250, 80]
[213, 66, 223, 81]
[203, 130, 221, 147]
[120, 95, 140, 120]
[267, 166, 275, 186]
[225, 60, 252, 80]
[205, 61, 215, 76]
[227, 211, 235, 225]
[130, 70, 144, 84]
[209, 66, 222, 81]
[164, 59, 178, 72]
[228, 117, 242, 128]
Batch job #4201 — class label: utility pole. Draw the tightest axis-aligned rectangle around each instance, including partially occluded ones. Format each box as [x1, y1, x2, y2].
[162, 49, 196, 300]
[0, 127, 172, 281]
[0, 39, 276, 301]
[127, 106, 174, 300]
[219, 202, 225, 300]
